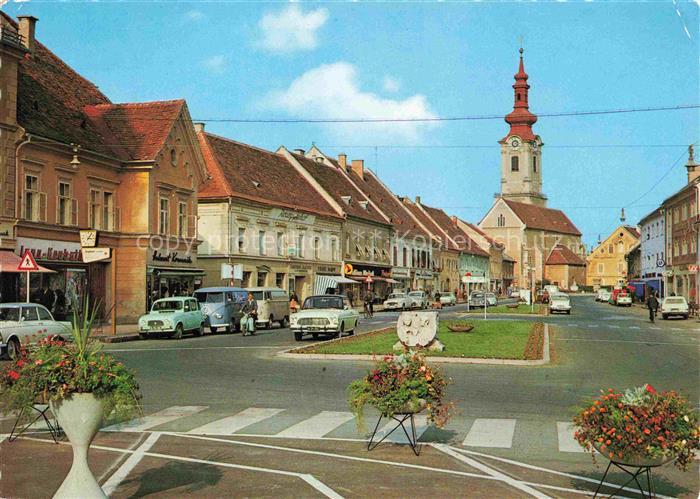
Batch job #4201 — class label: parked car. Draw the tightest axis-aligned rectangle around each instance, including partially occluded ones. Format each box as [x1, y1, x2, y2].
[485, 292, 498, 307]
[661, 296, 689, 320]
[383, 292, 413, 311]
[598, 290, 612, 303]
[408, 291, 429, 309]
[615, 292, 632, 307]
[469, 292, 486, 308]
[0, 303, 72, 360]
[549, 293, 571, 314]
[138, 297, 205, 340]
[439, 292, 457, 306]
[194, 287, 247, 333]
[247, 287, 290, 328]
[290, 295, 359, 341]
[595, 288, 610, 302]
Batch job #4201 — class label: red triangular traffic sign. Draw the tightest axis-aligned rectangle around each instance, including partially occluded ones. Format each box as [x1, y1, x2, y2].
[17, 249, 39, 271]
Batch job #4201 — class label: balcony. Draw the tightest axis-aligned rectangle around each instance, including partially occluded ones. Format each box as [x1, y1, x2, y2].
[0, 27, 24, 50]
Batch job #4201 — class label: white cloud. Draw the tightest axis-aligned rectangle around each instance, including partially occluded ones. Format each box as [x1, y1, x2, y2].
[382, 76, 401, 93]
[263, 62, 438, 141]
[202, 55, 227, 73]
[258, 5, 329, 53]
[185, 10, 205, 21]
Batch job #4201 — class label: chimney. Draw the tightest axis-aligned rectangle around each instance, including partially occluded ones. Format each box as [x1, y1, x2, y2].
[18, 16, 38, 51]
[338, 153, 347, 170]
[294, 148, 305, 156]
[351, 159, 364, 180]
[415, 196, 421, 205]
[686, 145, 700, 183]
[193, 122, 206, 133]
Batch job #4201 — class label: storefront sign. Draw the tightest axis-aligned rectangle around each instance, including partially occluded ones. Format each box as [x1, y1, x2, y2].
[318, 265, 340, 274]
[416, 270, 433, 279]
[391, 267, 410, 278]
[151, 250, 193, 265]
[689, 265, 699, 272]
[270, 208, 316, 225]
[82, 247, 111, 263]
[16, 238, 82, 262]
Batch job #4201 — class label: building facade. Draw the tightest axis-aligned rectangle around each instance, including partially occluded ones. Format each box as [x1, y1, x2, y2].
[457, 219, 517, 294]
[544, 244, 586, 290]
[637, 207, 666, 297]
[585, 226, 640, 289]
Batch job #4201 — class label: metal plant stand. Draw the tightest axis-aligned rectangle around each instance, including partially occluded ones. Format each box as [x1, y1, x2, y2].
[8, 404, 62, 444]
[367, 412, 421, 456]
[593, 459, 659, 498]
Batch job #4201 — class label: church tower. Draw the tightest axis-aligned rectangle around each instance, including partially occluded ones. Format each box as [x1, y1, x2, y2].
[498, 48, 546, 206]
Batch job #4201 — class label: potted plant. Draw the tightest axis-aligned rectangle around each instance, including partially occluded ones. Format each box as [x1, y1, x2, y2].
[348, 351, 453, 431]
[0, 300, 142, 498]
[573, 384, 699, 470]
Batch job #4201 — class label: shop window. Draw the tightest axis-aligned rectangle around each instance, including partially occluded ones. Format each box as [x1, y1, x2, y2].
[178, 202, 187, 237]
[259, 231, 266, 256]
[238, 228, 246, 253]
[275, 273, 285, 288]
[24, 174, 45, 222]
[511, 156, 519, 172]
[159, 197, 169, 235]
[57, 182, 77, 226]
[257, 272, 267, 287]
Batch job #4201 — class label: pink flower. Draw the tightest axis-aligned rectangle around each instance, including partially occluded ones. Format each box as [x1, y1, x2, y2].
[645, 384, 657, 395]
[8, 370, 20, 380]
[34, 359, 43, 366]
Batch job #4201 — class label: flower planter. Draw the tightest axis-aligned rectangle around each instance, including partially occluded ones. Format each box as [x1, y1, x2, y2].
[447, 324, 474, 333]
[391, 399, 427, 416]
[50, 393, 107, 499]
[593, 442, 675, 468]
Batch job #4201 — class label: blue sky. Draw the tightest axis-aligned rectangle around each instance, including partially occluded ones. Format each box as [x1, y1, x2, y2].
[3, 1, 698, 247]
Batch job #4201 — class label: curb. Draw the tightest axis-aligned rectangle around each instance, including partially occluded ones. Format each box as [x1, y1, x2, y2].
[95, 334, 140, 344]
[277, 324, 550, 366]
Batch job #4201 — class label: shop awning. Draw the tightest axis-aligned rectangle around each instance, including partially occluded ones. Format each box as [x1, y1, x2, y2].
[0, 251, 55, 273]
[148, 266, 206, 277]
[314, 275, 357, 294]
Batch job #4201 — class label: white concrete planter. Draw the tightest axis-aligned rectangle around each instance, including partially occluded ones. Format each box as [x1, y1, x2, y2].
[50, 393, 107, 499]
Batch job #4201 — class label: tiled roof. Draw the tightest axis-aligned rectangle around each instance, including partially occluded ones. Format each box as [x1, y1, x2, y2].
[197, 133, 340, 219]
[420, 205, 490, 257]
[503, 199, 581, 236]
[291, 154, 389, 225]
[545, 244, 586, 266]
[402, 199, 447, 249]
[623, 225, 641, 239]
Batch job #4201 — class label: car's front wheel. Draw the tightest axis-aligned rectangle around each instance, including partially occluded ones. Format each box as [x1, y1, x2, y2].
[281, 316, 289, 328]
[294, 330, 303, 341]
[194, 323, 204, 337]
[336, 323, 344, 339]
[172, 323, 184, 340]
[6, 337, 20, 360]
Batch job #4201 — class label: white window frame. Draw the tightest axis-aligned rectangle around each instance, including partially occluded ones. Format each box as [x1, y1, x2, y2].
[178, 201, 188, 238]
[159, 196, 169, 235]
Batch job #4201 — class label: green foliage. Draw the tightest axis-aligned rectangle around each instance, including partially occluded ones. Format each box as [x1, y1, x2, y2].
[348, 351, 453, 432]
[573, 385, 700, 471]
[0, 298, 141, 426]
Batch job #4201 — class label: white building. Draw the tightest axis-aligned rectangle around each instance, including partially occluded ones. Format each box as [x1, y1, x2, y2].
[638, 207, 666, 297]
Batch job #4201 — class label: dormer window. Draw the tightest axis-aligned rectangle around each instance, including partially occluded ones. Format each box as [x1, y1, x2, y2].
[341, 195, 352, 205]
[359, 200, 369, 210]
[252, 180, 261, 188]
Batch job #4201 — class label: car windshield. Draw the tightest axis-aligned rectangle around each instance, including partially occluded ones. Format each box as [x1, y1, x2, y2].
[152, 300, 183, 311]
[194, 292, 224, 303]
[551, 295, 569, 301]
[408, 292, 422, 297]
[303, 296, 344, 310]
[0, 307, 20, 321]
[388, 294, 405, 299]
[665, 297, 686, 304]
[472, 293, 484, 298]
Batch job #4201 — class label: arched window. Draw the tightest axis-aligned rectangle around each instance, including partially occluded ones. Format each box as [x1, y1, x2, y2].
[511, 156, 519, 172]
[532, 155, 537, 173]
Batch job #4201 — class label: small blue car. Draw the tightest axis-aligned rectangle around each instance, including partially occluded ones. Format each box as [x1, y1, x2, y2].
[138, 297, 205, 340]
[193, 287, 248, 333]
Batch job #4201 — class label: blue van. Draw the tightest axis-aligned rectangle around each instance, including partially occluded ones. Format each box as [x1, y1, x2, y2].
[193, 287, 248, 333]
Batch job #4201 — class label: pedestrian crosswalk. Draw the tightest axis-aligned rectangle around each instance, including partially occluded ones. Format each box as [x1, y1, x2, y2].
[92, 405, 588, 455]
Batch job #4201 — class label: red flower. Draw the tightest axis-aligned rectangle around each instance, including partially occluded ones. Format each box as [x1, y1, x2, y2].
[645, 384, 657, 394]
[16, 359, 24, 368]
[8, 370, 20, 380]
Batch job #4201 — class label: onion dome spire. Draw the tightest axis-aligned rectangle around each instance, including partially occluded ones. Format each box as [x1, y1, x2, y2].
[502, 48, 538, 142]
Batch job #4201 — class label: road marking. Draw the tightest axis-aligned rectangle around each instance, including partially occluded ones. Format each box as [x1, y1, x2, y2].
[586, 325, 598, 328]
[650, 327, 661, 330]
[187, 407, 285, 435]
[558, 338, 697, 346]
[629, 326, 640, 330]
[300, 475, 344, 499]
[106, 346, 282, 352]
[556, 422, 584, 453]
[608, 325, 621, 329]
[103, 406, 208, 432]
[671, 327, 682, 331]
[463, 418, 516, 448]
[275, 411, 355, 439]
[374, 414, 429, 444]
[433, 444, 550, 498]
[102, 432, 161, 496]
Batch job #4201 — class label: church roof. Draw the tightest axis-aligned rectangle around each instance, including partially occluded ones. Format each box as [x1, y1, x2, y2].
[503, 199, 582, 236]
[502, 48, 538, 142]
[545, 244, 585, 266]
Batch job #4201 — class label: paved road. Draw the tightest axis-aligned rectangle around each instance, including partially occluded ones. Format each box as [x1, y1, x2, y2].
[2, 296, 698, 497]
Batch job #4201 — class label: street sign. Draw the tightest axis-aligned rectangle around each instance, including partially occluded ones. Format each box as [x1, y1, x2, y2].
[689, 265, 699, 272]
[656, 259, 665, 268]
[364, 275, 374, 284]
[344, 263, 353, 275]
[17, 249, 39, 271]
[82, 247, 111, 263]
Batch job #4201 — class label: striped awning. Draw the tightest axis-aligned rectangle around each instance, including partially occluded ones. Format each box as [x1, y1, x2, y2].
[314, 274, 357, 294]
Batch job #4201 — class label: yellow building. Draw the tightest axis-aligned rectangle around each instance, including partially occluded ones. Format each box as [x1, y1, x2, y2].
[586, 225, 641, 289]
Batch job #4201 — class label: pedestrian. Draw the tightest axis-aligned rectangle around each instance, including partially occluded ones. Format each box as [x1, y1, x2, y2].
[289, 294, 299, 315]
[646, 291, 659, 323]
[241, 292, 258, 336]
[346, 289, 354, 307]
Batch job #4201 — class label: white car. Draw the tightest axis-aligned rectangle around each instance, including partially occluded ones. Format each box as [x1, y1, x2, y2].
[439, 292, 457, 306]
[549, 293, 571, 314]
[383, 293, 413, 311]
[661, 296, 689, 320]
[485, 292, 498, 307]
[469, 292, 486, 308]
[0, 303, 73, 360]
[616, 293, 632, 307]
[544, 285, 560, 296]
[290, 295, 359, 341]
[408, 291, 429, 309]
[599, 290, 612, 303]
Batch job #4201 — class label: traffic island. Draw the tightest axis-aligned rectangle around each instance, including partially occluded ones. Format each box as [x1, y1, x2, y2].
[279, 321, 551, 366]
[463, 304, 545, 315]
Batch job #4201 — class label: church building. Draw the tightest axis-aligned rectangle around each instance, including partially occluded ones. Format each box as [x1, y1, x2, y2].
[480, 49, 586, 291]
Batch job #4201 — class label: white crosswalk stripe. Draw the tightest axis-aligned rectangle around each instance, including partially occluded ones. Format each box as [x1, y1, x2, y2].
[463, 418, 516, 448]
[187, 407, 285, 435]
[557, 422, 585, 453]
[374, 414, 429, 444]
[103, 406, 208, 432]
[275, 411, 355, 438]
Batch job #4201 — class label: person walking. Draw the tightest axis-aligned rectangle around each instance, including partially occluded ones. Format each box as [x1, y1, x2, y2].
[346, 289, 354, 307]
[241, 292, 258, 336]
[289, 293, 300, 315]
[646, 291, 659, 323]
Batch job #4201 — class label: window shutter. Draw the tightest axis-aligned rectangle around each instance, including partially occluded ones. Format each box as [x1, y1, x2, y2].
[114, 207, 121, 232]
[39, 192, 47, 222]
[71, 198, 78, 226]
